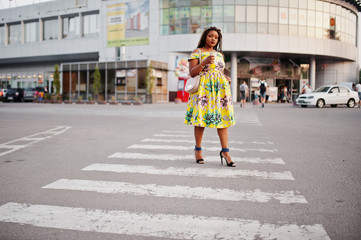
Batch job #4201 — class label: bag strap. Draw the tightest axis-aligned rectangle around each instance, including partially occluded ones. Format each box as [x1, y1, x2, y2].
[198, 48, 202, 63]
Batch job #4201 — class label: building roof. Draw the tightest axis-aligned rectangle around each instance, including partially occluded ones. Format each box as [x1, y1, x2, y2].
[345, 0, 361, 11]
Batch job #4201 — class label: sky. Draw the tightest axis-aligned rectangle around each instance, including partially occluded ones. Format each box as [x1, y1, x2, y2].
[0, 0, 53, 9]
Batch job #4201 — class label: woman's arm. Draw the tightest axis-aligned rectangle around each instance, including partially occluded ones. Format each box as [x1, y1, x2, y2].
[189, 49, 214, 77]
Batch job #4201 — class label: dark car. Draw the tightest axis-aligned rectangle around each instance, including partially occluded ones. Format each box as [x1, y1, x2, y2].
[23, 87, 36, 101]
[3, 88, 24, 102]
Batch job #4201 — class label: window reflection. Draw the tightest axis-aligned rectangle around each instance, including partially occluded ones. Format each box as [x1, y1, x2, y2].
[83, 14, 99, 37]
[63, 15, 80, 39]
[0, 25, 4, 45]
[25, 21, 39, 43]
[43, 19, 58, 41]
[9, 23, 22, 44]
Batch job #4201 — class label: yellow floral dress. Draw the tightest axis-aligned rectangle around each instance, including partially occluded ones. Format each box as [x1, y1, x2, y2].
[184, 50, 235, 128]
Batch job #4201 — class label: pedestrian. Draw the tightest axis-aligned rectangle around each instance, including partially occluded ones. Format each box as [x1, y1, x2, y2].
[184, 26, 236, 167]
[355, 81, 361, 108]
[302, 83, 312, 94]
[239, 80, 248, 108]
[258, 78, 268, 107]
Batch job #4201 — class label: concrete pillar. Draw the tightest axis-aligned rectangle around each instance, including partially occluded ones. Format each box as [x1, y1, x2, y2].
[4, 24, 8, 46]
[231, 52, 237, 102]
[21, 21, 25, 44]
[58, 16, 62, 40]
[39, 18, 43, 42]
[310, 56, 316, 91]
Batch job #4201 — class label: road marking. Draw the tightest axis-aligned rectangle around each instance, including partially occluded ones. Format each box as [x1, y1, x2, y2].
[128, 144, 278, 153]
[0, 202, 329, 239]
[141, 138, 274, 145]
[42, 179, 306, 204]
[82, 163, 294, 180]
[107, 152, 285, 164]
[142, 138, 245, 144]
[154, 134, 193, 138]
[0, 126, 71, 157]
[162, 130, 189, 133]
[235, 112, 262, 126]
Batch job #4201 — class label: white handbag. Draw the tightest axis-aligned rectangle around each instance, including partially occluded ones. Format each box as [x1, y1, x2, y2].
[185, 49, 202, 94]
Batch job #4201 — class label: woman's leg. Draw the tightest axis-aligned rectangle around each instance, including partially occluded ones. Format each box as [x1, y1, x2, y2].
[194, 126, 205, 160]
[217, 128, 234, 164]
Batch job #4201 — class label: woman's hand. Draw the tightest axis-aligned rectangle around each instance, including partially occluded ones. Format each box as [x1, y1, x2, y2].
[201, 55, 216, 66]
[222, 73, 231, 83]
[225, 75, 231, 83]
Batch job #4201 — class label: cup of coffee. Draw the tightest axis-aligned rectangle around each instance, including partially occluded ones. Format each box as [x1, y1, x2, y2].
[210, 52, 216, 68]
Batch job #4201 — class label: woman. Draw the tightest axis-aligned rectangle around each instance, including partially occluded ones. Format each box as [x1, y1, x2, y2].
[184, 26, 236, 167]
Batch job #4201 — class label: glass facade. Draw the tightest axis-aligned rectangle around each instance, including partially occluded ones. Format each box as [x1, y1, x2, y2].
[61, 60, 168, 102]
[159, 0, 357, 46]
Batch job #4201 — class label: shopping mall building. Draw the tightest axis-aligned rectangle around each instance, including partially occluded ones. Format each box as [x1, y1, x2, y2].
[0, 0, 360, 102]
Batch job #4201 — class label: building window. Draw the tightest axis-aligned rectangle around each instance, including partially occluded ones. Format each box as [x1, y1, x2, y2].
[43, 18, 59, 41]
[156, 77, 162, 86]
[63, 15, 80, 39]
[83, 13, 99, 37]
[8, 23, 22, 45]
[25, 21, 39, 43]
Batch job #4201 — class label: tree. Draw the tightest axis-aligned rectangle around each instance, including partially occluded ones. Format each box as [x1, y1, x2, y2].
[93, 66, 101, 101]
[53, 64, 60, 96]
[145, 63, 155, 95]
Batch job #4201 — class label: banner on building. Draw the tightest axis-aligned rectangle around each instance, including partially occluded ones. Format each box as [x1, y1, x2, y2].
[107, 0, 149, 47]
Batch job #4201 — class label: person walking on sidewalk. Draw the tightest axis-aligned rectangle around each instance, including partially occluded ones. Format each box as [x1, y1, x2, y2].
[258, 78, 268, 108]
[356, 81, 361, 108]
[239, 80, 248, 108]
[184, 26, 236, 167]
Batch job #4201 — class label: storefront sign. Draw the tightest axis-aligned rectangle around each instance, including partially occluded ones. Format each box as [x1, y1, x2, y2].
[330, 17, 336, 31]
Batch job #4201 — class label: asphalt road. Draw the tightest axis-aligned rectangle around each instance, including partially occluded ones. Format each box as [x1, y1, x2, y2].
[0, 102, 360, 240]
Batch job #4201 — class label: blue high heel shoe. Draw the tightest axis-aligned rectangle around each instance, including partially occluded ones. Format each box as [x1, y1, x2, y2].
[195, 146, 204, 164]
[220, 148, 236, 167]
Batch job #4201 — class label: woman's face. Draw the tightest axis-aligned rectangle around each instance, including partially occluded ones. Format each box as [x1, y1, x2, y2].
[205, 30, 219, 48]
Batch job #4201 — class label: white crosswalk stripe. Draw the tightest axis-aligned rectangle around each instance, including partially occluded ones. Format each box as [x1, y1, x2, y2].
[43, 179, 306, 203]
[0, 202, 330, 240]
[108, 152, 285, 164]
[0, 126, 71, 157]
[82, 163, 294, 180]
[142, 138, 274, 145]
[128, 144, 278, 153]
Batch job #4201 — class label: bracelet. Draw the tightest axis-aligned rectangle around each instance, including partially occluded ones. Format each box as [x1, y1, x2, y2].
[199, 63, 205, 68]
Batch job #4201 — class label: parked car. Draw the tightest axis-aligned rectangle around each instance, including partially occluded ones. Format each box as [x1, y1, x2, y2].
[23, 87, 36, 102]
[0, 89, 7, 101]
[2, 88, 24, 102]
[296, 85, 359, 108]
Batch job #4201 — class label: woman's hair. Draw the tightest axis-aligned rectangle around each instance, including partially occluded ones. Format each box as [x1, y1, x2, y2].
[196, 26, 222, 53]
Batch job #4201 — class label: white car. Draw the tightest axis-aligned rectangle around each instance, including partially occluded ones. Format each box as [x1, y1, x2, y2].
[296, 85, 359, 108]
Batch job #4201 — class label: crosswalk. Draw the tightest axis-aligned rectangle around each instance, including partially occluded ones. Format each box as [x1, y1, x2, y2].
[0, 112, 331, 239]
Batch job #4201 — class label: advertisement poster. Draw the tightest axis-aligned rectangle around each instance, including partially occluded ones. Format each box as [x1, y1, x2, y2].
[107, 0, 149, 47]
[174, 55, 189, 78]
